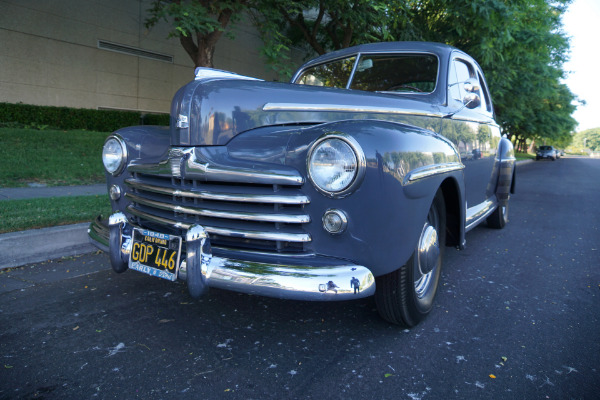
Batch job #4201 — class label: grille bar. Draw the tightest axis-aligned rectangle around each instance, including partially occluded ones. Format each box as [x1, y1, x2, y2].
[126, 192, 310, 224]
[125, 147, 312, 253]
[125, 179, 309, 205]
[127, 206, 312, 243]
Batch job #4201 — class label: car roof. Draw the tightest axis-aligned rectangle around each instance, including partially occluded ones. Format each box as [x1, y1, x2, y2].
[298, 41, 457, 70]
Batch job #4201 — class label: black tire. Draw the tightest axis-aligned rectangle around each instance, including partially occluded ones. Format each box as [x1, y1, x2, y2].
[375, 190, 446, 327]
[487, 203, 508, 229]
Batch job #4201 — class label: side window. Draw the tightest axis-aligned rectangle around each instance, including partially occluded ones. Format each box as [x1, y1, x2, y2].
[448, 61, 459, 100]
[449, 58, 492, 113]
[448, 59, 474, 102]
[477, 71, 493, 113]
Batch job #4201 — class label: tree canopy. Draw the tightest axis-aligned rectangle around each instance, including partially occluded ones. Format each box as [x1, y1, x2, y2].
[572, 128, 600, 151]
[145, 0, 579, 148]
[408, 0, 578, 150]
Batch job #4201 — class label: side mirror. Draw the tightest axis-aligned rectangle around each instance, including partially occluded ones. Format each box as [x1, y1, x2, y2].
[463, 93, 481, 109]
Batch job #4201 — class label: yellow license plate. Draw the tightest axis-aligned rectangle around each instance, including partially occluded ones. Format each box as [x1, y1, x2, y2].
[129, 228, 182, 281]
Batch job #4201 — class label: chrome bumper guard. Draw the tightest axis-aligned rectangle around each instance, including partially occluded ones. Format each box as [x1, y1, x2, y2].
[88, 215, 376, 301]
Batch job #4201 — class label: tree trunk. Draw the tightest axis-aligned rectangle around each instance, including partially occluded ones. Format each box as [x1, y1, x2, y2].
[178, 8, 233, 69]
[519, 138, 527, 153]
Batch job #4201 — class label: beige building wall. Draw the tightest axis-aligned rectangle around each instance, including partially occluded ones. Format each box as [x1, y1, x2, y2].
[0, 0, 278, 114]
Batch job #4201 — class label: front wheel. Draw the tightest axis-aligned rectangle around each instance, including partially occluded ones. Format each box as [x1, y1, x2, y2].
[375, 190, 446, 327]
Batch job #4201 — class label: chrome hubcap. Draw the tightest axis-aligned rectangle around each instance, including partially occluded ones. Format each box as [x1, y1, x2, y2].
[415, 223, 439, 298]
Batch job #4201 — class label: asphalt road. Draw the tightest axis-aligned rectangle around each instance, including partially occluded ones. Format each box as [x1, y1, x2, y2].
[1, 157, 598, 400]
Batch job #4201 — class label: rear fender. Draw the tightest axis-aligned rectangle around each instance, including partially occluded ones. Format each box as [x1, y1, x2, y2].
[494, 136, 516, 205]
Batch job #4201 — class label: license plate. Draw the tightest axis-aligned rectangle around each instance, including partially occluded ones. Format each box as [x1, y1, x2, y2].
[129, 228, 182, 282]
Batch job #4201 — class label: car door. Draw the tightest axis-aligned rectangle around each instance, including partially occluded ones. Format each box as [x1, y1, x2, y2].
[441, 54, 501, 211]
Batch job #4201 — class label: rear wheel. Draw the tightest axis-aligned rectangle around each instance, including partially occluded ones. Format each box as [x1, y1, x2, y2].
[375, 190, 446, 327]
[487, 202, 508, 229]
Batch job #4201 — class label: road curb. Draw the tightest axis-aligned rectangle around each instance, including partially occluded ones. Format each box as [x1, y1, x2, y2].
[517, 159, 534, 166]
[0, 223, 96, 270]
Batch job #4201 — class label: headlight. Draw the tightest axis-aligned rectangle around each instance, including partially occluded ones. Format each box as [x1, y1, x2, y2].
[102, 136, 127, 175]
[308, 134, 365, 197]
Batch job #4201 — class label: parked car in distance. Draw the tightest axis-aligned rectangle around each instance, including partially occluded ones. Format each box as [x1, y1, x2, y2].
[536, 145, 558, 161]
[89, 41, 516, 327]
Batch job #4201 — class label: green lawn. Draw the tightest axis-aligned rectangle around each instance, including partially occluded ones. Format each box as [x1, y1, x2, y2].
[1, 128, 112, 233]
[0, 195, 113, 234]
[0, 128, 109, 187]
[515, 151, 535, 161]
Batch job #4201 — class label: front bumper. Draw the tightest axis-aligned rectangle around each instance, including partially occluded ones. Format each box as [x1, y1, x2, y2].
[88, 215, 376, 301]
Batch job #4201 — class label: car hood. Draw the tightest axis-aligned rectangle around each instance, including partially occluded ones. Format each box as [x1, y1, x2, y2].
[170, 76, 441, 146]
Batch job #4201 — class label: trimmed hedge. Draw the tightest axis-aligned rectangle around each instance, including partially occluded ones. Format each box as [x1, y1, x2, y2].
[0, 102, 170, 132]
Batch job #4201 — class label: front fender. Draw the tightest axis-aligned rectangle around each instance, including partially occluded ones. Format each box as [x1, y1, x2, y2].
[104, 126, 171, 215]
[281, 119, 463, 277]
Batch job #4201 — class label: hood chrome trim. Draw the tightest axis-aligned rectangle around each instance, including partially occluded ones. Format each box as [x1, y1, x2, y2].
[263, 102, 441, 118]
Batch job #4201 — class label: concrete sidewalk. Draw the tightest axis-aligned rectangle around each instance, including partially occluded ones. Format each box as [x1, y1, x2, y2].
[0, 223, 96, 269]
[0, 184, 106, 201]
[0, 184, 107, 270]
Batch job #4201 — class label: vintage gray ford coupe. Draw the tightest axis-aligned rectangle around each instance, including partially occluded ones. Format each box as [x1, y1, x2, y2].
[89, 41, 515, 326]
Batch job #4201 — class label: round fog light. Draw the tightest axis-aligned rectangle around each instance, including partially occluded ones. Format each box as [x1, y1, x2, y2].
[109, 185, 122, 200]
[322, 209, 348, 234]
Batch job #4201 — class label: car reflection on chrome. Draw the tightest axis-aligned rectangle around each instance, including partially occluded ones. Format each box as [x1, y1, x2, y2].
[89, 41, 516, 327]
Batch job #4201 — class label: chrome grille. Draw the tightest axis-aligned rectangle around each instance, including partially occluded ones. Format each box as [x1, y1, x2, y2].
[124, 172, 311, 253]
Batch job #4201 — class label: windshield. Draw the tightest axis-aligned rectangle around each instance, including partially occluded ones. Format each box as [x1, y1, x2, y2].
[295, 57, 356, 89]
[539, 146, 552, 150]
[295, 53, 438, 94]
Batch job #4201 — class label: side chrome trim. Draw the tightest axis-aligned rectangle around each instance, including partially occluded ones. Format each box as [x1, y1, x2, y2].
[125, 179, 310, 205]
[263, 103, 442, 118]
[405, 162, 465, 184]
[448, 115, 496, 124]
[465, 199, 496, 232]
[126, 206, 312, 243]
[126, 193, 310, 224]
